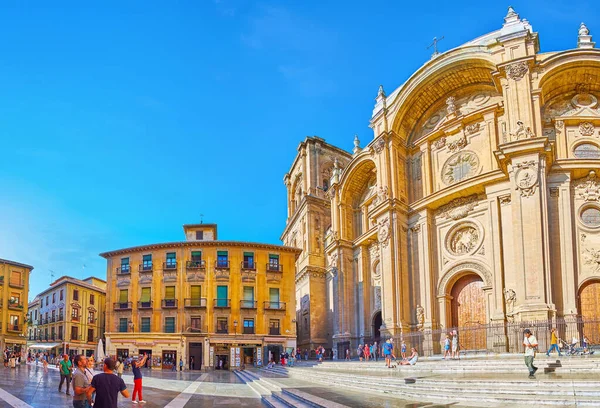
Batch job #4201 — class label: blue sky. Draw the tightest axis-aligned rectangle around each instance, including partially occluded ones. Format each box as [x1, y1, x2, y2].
[0, 0, 597, 300]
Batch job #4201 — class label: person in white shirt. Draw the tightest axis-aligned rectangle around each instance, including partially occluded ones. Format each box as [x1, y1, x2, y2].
[523, 328, 538, 378]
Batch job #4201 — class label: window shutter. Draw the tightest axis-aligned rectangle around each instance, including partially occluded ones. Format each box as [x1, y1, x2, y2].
[165, 286, 175, 299]
[140, 288, 151, 302]
[191, 285, 201, 299]
[119, 290, 128, 303]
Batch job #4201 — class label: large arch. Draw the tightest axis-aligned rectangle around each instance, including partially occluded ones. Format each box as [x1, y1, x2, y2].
[386, 47, 498, 145]
[450, 274, 487, 350]
[578, 278, 600, 344]
[437, 261, 493, 297]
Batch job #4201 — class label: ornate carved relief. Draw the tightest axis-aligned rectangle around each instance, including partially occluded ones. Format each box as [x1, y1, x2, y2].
[509, 120, 535, 141]
[377, 217, 390, 247]
[514, 160, 538, 197]
[368, 242, 380, 260]
[573, 171, 600, 202]
[465, 123, 481, 135]
[438, 262, 493, 297]
[416, 305, 425, 330]
[446, 96, 457, 115]
[505, 61, 529, 81]
[549, 187, 559, 198]
[447, 134, 468, 153]
[446, 223, 480, 256]
[328, 252, 338, 268]
[441, 151, 480, 185]
[436, 194, 480, 220]
[579, 122, 596, 137]
[374, 286, 382, 311]
[411, 224, 421, 233]
[373, 137, 386, 154]
[584, 248, 600, 272]
[504, 288, 516, 314]
[499, 194, 512, 206]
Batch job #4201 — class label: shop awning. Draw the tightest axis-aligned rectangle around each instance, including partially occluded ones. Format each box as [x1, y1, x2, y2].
[28, 343, 61, 349]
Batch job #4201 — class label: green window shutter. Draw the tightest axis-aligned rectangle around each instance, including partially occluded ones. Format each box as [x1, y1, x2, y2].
[143, 254, 152, 261]
[191, 285, 201, 299]
[121, 257, 129, 265]
[141, 287, 151, 302]
[119, 290, 128, 303]
[166, 252, 176, 260]
[269, 288, 280, 302]
[165, 286, 175, 299]
[217, 285, 228, 299]
[217, 251, 228, 256]
[269, 254, 279, 260]
[243, 252, 254, 257]
[243, 286, 254, 300]
[191, 251, 202, 260]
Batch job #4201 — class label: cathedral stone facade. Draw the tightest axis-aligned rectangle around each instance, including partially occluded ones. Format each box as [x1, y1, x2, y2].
[282, 8, 600, 356]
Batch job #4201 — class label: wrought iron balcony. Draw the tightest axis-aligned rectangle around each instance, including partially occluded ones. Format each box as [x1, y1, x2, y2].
[213, 299, 231, 308]
[263, 301, 286, 311]
[161, 299, 178, 308]
[184, 298, 207, 308]
[139, 264, 153, 273]
[241, 261, 256, 271]
[138, 301, 153, 310]
[240, 300, 258, 309]
[117, 265, 131, 274]
[50, 316, 56, 323]
[8, 301, 23, 310]
[243, 327, 255, 335]
[269, 327, 281, 335]
[214, 260, 230, 270]
[9, 279, 24, 288]
[163, 261, 178, 271]
[267, 263, 283, 272]
[58, 314, 64, 321]
[216, 326, 228, 334]
[113, 302, 132, 310]
[71, 315, 80, 322]
[186, 260, 206, 270]
[7, 324, 22, 332]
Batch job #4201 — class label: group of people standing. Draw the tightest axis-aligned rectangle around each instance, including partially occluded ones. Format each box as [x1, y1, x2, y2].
[442, 329, 461, 360]
[355, 342, 379, 362]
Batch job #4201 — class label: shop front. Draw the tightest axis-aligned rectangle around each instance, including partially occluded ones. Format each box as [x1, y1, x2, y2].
[209, 340, 263, 370]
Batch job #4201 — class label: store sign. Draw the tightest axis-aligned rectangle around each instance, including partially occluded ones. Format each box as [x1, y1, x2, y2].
[209, 347, 214, 367]
[235, 347, 241, 367]
[256, 347, 262, 366]
[230, 347, 235, 367]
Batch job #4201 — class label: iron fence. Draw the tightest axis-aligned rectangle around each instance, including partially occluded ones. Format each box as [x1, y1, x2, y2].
[397, 316, 600, 356]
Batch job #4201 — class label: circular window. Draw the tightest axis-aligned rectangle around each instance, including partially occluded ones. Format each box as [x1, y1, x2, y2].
[441, 151, 480, 185]
[581, 207, 600, 227]
[574, 143, 600, 159]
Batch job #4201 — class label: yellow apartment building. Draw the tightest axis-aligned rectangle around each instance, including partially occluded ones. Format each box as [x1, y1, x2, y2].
[100, 223, 299, 370]
[0, 258, 33, 353]
[27, 276, 106, 357]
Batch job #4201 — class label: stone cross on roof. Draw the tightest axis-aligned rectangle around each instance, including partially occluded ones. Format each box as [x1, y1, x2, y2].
[427, 36, 444, 59]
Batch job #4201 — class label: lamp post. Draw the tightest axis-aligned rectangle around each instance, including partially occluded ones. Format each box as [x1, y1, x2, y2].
[233, 320, 238, 336]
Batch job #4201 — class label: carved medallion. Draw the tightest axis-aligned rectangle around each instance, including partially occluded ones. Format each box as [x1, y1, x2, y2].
[505, 61, 529, 81]
[514, 161, 538, 197]
[579, 122, 595, 137]
[441, 151, 480, 185]
[373, 137, 386, 153]
[465, 123, 481, 135]
[574, 171, 600, 202]
[437, 194, 480, 220]
[446, 223, 481, 256]
[377, 217, 390, 247]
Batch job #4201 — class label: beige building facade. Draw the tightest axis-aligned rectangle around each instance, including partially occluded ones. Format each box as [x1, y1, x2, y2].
[282, 9, 600, 356]
[101, 223, 299, 370]
[0, 258, 32, 353]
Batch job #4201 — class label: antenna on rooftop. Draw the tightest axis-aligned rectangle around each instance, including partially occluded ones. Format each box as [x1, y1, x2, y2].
[49, 270, 55, 284]
[427, 36, 445, 58]
[200, 213, 204, 224]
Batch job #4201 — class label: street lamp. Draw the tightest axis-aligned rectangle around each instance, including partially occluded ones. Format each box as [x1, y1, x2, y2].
[233, 320, 238, 335]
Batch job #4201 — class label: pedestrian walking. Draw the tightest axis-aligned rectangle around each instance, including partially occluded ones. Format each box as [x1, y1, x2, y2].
[345, 348, 350, 361]
[87, 358, 129, 408]
[451, 329, 460, 359]
[373, 341, 379, 362]
[383, 339, 393, 368]
[115, 359, 123, 378]
[58, 354, 73, 395]
[131, 353, 148, 404]
[72, 355, 90, 408]
[523, 328, 539, 379]
[179, 358, 184, 371]
[357, 344, 364, 362]
[443, 334, 451, 359]
[546, 328, 562, 356]
[189, 356, 195, 370]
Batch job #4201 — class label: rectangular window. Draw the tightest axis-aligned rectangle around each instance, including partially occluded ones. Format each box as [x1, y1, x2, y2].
[46, 295, 49, 304]
[269, 254, 280, 271]
[51, 310, 55, 321]
[242, 286, 254, 308]
[142, 254, 152, 270]
[196, 231, 203, 240]
[165, 286, 175, 299]
[191, 285, 201, 299]
[59, 308, 64, 320]
[191, 251, 202, 261]
[164, 317, 175, 333]
[191, 317, 201, 331]
[52, 293, 56, 303]
[73, 290, 79, 301]
[217, 251, 228, 267]
[118, 318, 128, 333]
[269, 288, 280, 308]
[58, 326, 63, 340]
[269, 319, 280, 335]
[88, 311, 94, 323]
[119, 289, 128, 304]
[243, 252, 254, 269]
[90, 294, 95, 305]
[243, 319, 254, 334]
[40, 298, 43, 308]
[71, 325, 79, 340]
[166, 252, 176, 268]
[87, 328, 94, 342]
[121, 257, 130, 273]
[216, 285, 228, 307]
[60, 289, 64, 301]
[34, 310, 38, 320]
[217, 318, 228, 333]
[71, 308, 80, 320]
[10, 315, 19, 330]
[141, 317, 151, 333]
[140, 287, 151, 308]
[10, 270, 22, 286]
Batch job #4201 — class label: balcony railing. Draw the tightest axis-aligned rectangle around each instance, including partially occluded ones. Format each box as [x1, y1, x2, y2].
[240, 300, 258, 309]
[113, 302, 132, 310]
[8, 302, 23, 310]
[241, 261, 256, 271]
[139, 264, 153, 273]
[269, 327, 281, 335]
[7, 324, 22, 332]
[162, 299, 178, 308]
[243, 327, 255, 334]
[267, 263, 283, 272]
[0, 276, 3, 284]
[138, 301, 153, 310]
[213, 299, 231, 308]
[163, 261, 177, 271]
[71, 315, 80, 322]
[117, 265, 131, 274]
[50, 316, 56, 323]
[186, 260, 206, 270]
[216, 326, 228, 334]
[215, 260, 230, 270]
[41, 318, 48, 325]
[184, 298, 207, 308]
[58, 314, 64, 321]
[264, 301, 286, 310]
[9, 279, 24, 288]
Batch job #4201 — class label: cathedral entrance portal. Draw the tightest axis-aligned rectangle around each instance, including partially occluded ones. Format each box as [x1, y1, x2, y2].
[579, 280, 600, 344]
[451, 274, 486, 351]
[372, 311, 382, 342]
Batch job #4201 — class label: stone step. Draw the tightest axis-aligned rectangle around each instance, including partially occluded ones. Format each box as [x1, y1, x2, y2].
[271, 391, 314, 408]
[262, 395, 288, 408]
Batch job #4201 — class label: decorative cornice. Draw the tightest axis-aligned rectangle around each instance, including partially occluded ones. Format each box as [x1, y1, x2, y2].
[504, 61, 529, 81]
[436, 194, 481, 220]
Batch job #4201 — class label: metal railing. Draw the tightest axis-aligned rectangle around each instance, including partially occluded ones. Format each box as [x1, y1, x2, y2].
[264, 301, 286, 310]
[138, 301, 153, 310]
[213, 299, 231, 308]
[184, 298, 207, 308]
[163, 261, 178, 270]
[186, 260, 206, 269]
[162, 299, 178, 308]
[241, 261, 256, 270]
[215, 260, 230, 269]
[7, 324, 22, 332]
[240, 300, 258, 309]
[399, 316, 600, 356]
[117, 266, 131, 274]
[71, 315, 80, 322]
[243, 327, 255, 334]
[139, 264, 153, 273]
[113, 302, 132, 310]
[267, 263, 283, 272]
[269, 328, 281, 335]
